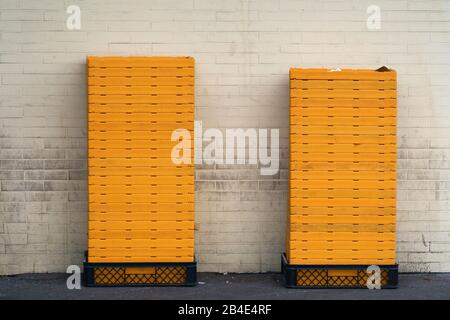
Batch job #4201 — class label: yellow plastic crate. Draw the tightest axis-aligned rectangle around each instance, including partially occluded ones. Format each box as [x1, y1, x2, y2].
[288, 68, 397, 265]
[87, 56, 195, 263]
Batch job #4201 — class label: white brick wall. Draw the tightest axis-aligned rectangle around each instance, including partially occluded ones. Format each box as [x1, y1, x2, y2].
[1, 0, 449, 274]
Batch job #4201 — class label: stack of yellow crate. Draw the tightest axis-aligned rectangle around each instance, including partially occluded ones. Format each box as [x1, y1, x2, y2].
[287, 68, 397, 287]
[86, 57, 195, 284]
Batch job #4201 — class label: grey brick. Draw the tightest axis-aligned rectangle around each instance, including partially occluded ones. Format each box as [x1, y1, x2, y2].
[44, 170, 68, 180]
[68, 170, 86, 180]
[25, 181, 44, 191]
[1, 160, 44, 170]
[24, 170, 45, 180]
[44, 160, 86, 170]
[1, 181, 25, 191]
[0, 171, 24, 180]
[23, 149, 65, 159]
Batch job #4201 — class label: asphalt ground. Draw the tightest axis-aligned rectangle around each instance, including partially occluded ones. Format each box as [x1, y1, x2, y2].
[1, 272, 449, 300]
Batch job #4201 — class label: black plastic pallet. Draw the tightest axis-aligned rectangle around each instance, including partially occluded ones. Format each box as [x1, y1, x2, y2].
[83, 255, 197, 287]
[281, 253, 398, 289]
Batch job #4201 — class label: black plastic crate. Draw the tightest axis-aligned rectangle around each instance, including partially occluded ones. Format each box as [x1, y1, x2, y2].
[281, 253, 398, 289]
[83, 254, 197, 287]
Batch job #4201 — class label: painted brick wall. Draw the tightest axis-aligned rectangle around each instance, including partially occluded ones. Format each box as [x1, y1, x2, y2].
[1, 0, 449, 274]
